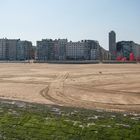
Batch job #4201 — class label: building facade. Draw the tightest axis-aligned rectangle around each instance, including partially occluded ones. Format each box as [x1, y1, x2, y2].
[0, 39, 7, 60]
[109, 31, 116, 60]
[116, 41, 140, 61]
[37, 39, 67, 60]
[0, 38, 33, 60]
[37, 39, 55, 60]
[86, 40, 100, 60]
[17, 41, 33, 60]
[66, 41, 87, 60]
[54, 39, 67, 60]
[66, 40, 105, 60]
[133, 43, 140, 60]
[0, 38, 19, 60]
[37, 39, 110, 61]
[100, 47, 111, 60]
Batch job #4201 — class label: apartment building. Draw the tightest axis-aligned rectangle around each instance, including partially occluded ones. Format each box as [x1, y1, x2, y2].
[37, 39, 67, 60]
[66, 41, 87, 60]
[0, 38, 33, 60]
[8, 39, 19, 60]
[109, 31, 116, 60]
[0, 39, 7, 60]
[116, 41, 140, 60]
[100, 47, 111, 60]
[85, 40, 100, 60]
[133, 43, 140, 60]
[37, 39, 55, 60]
[0, 38, 19, 60]
[54, 39, 67, 60]
[17, 41, 33, 60]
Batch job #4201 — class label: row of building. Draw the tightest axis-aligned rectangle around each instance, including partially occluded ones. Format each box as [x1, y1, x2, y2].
[0, 38, 110, 61]
[37, 39, 110, 61]
[1, 32, 140, 61]
[109, 31, 140, 61]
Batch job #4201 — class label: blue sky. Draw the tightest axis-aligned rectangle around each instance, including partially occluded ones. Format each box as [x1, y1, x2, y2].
[0, 0, 140, 49]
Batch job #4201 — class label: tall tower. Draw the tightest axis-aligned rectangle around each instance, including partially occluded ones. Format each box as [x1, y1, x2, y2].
[109, 31, 116, 60]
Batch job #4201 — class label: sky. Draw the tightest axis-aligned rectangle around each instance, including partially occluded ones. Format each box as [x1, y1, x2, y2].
[0, 0, 140, 49]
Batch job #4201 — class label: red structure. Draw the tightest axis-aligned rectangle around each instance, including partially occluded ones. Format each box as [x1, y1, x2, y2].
[116, 56, 122, 61]
[129, 53, 135, 61]
[122, 57, 127, 61]
[136, 57, 140, 61]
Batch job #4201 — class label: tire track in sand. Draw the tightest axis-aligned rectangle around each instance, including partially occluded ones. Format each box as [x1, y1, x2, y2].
[40, 73, 140, 112]
[40, 73, 69, 105]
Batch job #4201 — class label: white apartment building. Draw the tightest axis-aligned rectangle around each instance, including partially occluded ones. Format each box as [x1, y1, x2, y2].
[66, 41, 87, 60]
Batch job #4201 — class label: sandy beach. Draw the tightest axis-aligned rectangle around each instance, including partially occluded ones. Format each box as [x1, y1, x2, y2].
[0, 63, 140, 112]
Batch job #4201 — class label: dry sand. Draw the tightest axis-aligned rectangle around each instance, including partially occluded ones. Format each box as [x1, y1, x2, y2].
[0, 63, 140, 112]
